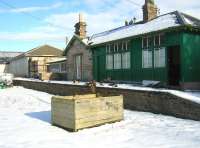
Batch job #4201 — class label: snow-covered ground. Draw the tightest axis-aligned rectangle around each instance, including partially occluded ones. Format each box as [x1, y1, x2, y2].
[1, 87, 200, 148]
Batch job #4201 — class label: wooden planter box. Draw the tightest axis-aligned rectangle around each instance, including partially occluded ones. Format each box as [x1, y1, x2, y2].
[51, 94, 123, 132]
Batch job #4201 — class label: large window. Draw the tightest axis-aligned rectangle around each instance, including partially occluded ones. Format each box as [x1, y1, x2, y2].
[142, 34, 165, 69]
[154, 47, 166, 68]
[106, 40, 131, 70]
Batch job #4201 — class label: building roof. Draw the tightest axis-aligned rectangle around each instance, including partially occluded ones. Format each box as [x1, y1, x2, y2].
[12, 45, 63, 61]
[89, 11, 200, 46]
[0, 51, 23, 64]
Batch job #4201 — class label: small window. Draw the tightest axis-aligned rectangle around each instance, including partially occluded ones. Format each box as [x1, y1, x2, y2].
[114, 53, 121, 69]
[114, 43, 118, 52]
[118, 42, 122, 51]
[106, 54, 113, 70]
[160, 34, 165, 45]
[142, 37, 148, 48]
[122, 41, 126, 51]
[110, 43, 114, 53]
[126, 40, 130, 51]
[122, 52, 131, 69]
[106, 44, 110, 53]
[154, 35, 160, 46]
[142, 49, 152, 68]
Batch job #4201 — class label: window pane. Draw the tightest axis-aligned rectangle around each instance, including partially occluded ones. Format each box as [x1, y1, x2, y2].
[122, 41, 126, 51]
[118, 42, 122, 51]
[106, 54, 113, 70]
[160, 34, 165, 45]
[110, 43, 114, 53]
[114, 43, 118, 52]
[142, 49, 152, 68]
[114, 53, 121, 69]
[122, 52, 131, 69]
[142, 37, 148, 48]
[154, 35, 160, 46]
[61, 63, 66, 72]
[154, 47, 165, 68]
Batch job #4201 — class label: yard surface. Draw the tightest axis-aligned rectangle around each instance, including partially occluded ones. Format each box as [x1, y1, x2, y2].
[1, 87, 200, 148]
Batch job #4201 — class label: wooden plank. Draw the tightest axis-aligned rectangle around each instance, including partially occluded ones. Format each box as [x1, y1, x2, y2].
[51, 94, 123, 131]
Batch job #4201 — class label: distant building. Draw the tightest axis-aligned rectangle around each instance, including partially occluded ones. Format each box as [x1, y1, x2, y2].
[89, 0, 200, 89]
[64, 14, 93, 81]
[0, 51, 22, 73]
[8, 45, 63, 80]
[47, 57, 67, 80]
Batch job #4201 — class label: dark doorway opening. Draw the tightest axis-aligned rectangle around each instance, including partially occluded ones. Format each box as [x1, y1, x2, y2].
[167, 46, 181, 86]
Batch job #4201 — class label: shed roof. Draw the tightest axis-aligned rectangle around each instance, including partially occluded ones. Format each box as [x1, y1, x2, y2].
[89, 11, 200, 45]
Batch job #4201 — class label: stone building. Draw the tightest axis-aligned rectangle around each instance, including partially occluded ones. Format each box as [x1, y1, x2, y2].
[8, 45, 63, 80]
[64, 14, 93, 81]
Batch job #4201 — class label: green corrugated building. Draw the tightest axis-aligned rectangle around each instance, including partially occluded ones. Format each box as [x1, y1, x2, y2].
[89, 0, 200, 89]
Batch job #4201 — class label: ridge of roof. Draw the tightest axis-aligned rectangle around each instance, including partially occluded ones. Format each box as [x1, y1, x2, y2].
[89, 11, 179, 41]
[25, 44, 62, 56]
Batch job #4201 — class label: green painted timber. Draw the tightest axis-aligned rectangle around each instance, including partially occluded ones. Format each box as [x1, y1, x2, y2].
[92, 29, 200, 84]
[182, 32, 200, 82]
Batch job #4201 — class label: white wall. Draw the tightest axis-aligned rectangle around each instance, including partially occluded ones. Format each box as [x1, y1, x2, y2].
[0, 64, 7, 73]
[8, 57, 29, 77]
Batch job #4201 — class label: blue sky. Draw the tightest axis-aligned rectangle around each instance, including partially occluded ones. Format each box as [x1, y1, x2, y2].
[0, 0, 199, 52]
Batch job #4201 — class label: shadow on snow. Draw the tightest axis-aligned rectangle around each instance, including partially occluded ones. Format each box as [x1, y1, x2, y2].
[25, 111, 51, 124]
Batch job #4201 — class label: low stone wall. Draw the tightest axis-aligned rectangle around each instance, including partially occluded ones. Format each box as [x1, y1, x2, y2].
[14, 80, 200, 121]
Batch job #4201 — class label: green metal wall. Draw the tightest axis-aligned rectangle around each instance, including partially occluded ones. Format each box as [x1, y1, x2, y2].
[182, 32, 200, 82]
[92, 31, 185, 83]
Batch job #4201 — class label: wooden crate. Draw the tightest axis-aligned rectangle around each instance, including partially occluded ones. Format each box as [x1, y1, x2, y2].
[51, 94, 123, 131]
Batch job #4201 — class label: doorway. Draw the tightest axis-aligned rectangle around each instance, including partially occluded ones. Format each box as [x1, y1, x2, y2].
[167, 46, 181, 86]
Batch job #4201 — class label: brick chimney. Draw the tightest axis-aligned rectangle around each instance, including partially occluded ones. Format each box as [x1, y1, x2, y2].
[143, 0, 158, 22]
[74, 13, 87, 39]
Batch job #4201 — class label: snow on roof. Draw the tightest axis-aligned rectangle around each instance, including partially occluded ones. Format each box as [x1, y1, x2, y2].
[89, 11, 200, 45]
[0, 52, 23, 58]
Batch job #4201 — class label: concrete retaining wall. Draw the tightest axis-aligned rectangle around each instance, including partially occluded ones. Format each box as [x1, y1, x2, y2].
[13, 80, 200, 121]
